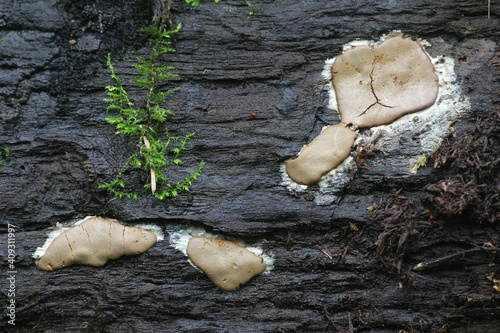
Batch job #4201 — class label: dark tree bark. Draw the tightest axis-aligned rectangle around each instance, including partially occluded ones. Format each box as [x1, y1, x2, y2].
[0, 0, 499, 332]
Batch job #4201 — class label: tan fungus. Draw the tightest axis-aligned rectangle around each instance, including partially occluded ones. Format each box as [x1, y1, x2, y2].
[286, 124, 357, 185]
[37, 217, 157, 271]
[186, 236, 266, 291]
[332, 36, 439, 128]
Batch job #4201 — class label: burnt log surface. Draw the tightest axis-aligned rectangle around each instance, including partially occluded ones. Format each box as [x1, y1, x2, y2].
[0, 0, 499, 332]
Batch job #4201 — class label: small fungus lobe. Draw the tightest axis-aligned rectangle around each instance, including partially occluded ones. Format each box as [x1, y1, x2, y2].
[286, 124, 357, 185]
[186, 236, 266, 291]
[332, 36, 439, 128]
[36, 217, 157, 271]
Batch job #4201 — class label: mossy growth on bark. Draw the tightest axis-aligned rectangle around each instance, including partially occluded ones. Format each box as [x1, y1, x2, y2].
[99, 21, 203, 200]
[0, 147, 9, 166]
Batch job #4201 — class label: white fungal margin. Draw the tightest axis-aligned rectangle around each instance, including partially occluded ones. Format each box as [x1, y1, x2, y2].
[372, 54, 470, 173]
[133, 223, 164, 242]
[33, 216, 164, 259]
[280, 162, 307, 193]
[282, 31, 470, 205]
[167, 225, 274, 274]
[321, 57, 338, 111]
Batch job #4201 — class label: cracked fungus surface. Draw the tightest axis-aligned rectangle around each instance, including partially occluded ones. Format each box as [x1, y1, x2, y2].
[332, 36, 439, 128]
[282, 33, 469, 206]
[36, 217, 157, 271]
[186, 236, 267, 291]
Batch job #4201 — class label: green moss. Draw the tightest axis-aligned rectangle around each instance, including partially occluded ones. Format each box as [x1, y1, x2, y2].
[416, 154, 427, 169]
[99, 21, 203, 200]
[185, 0, 221, 6]
[0, 147, 9, 166]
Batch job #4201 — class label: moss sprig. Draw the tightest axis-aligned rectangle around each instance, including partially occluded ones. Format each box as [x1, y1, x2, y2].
[99, 21, 203, 200]
[185, 0, 221, 6]
[0, 147, 9, 166]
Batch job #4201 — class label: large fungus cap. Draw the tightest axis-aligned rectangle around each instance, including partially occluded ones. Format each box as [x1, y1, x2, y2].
[286, 124, 357, 185]
[37, 217, 157, 271]
[186, 236, 266, 291]
[332, 36, 439, 128]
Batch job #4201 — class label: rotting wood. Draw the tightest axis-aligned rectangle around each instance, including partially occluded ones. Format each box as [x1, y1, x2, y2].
[412, 246, 498, 272]
[0, 0, 499, 332]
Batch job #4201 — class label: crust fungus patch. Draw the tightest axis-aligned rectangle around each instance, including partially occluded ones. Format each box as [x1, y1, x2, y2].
[332, 36, 439, 128]
[186, 236, 267, 291]
[282, 32, 469, 206]
[36, 216, 157, 271]
[285, 124, 357, 185]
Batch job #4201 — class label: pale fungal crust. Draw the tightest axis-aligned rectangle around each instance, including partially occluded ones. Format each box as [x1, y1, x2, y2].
[36, 217, 157, 271]
[332, 36, 439, 128]
[186, 236, 267, 291]
[281, 33, 469, 205]
[285, 124, 357, 185]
